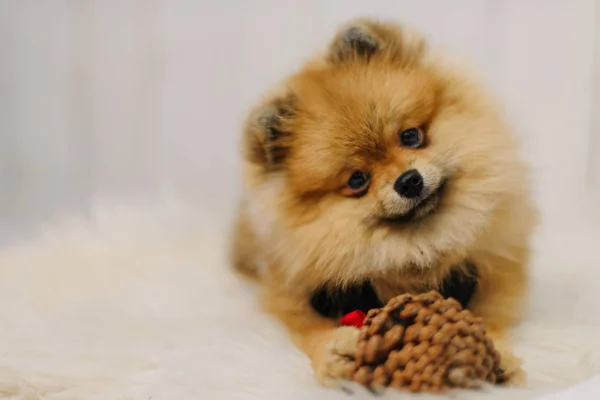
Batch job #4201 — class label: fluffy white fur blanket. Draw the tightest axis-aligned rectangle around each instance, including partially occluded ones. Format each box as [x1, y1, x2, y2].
[0, 197, 599, 400]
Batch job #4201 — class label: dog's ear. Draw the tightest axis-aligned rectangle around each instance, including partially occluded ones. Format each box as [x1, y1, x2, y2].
[243, 93, 296, 170]
[328, 23, 381, 63]
[327, 19, 426, 66]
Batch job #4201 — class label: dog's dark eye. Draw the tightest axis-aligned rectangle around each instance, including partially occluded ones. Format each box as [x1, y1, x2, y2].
[345, 171, 371, 195]
[348, 171, 369, 189]
[399, 128, 425, 148]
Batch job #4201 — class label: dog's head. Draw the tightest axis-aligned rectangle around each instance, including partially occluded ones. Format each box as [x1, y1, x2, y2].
[241, 19, 530, 284]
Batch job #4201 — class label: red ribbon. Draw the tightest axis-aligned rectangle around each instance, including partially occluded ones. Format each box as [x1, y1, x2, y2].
[340, 310, 366, 328]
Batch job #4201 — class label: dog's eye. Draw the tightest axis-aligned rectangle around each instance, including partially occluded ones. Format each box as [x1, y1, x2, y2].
[399, 127, 425, 148]
[344, 171, 371, 196]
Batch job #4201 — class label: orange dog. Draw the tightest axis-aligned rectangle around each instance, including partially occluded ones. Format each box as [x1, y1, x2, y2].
[231, 18, 537, 386]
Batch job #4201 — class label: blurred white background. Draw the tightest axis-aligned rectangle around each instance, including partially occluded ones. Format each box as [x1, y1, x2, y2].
[0, 0, 599, 241]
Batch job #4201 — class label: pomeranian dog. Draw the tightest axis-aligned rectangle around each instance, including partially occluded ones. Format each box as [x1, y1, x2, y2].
[231, 18, 537, 386]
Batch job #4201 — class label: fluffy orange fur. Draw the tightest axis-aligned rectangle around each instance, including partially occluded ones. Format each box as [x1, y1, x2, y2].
[231, 18, 537, 386]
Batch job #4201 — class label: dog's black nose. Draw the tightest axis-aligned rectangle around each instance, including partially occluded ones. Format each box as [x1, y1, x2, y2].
[394, 169, 424, 198]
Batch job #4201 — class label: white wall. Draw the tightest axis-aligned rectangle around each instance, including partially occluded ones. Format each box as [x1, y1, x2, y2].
[0, 0, 598, 235]
[590, 0, 600, 201]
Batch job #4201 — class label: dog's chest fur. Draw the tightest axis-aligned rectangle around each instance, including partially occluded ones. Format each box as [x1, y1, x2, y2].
[310, 262, 478, 319]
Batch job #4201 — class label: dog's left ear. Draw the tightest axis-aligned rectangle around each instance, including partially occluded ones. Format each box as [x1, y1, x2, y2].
[327, 19, 426, 66]
[328, 23, 381, 63]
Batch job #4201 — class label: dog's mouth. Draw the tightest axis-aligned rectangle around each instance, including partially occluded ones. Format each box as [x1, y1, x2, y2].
[382, 180, 448, 224]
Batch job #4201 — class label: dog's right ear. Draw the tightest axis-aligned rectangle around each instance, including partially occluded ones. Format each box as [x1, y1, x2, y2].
[243, 93, 296, 170]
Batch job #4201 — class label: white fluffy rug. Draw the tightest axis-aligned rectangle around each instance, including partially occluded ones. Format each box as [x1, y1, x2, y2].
[0, 197, 599, 400]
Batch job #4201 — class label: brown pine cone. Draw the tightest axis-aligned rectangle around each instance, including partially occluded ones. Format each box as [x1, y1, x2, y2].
[351, 291, 504, 393]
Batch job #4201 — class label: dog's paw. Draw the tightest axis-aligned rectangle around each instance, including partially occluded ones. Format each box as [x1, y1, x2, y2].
[496, 348, 526, 387]
[313, 326, 359, 387]
[487, 332, 526, 387]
